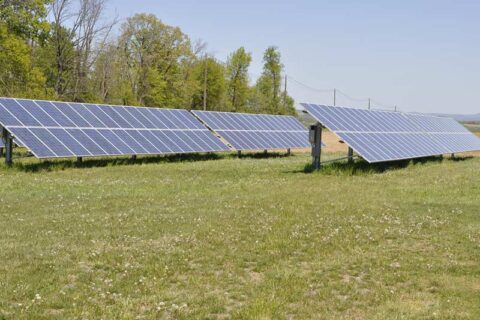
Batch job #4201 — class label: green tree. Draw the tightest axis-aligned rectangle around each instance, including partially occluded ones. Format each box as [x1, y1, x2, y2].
[225, 47, 251, 112]
[119, 13, 195, 107]
[191, 56, 226, 111]
[35, 24, 75, 98]
[0, 0, 51, 41]
[0, 23, 49, 98]
[255, 46, 295, 115]
[0, 0, 52, 98]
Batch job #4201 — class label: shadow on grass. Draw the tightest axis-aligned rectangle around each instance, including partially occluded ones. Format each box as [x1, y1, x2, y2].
[2, 150, 293, 173]
[301, 155, 473, 175]
[5, 153, 225, 173]
[238, 152, 291, 159]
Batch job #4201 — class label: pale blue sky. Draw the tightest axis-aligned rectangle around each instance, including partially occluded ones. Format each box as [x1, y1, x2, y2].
[106, 0, 480, 114]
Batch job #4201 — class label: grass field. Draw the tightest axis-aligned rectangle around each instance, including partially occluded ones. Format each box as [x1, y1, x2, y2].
[0, 152, 479, 319]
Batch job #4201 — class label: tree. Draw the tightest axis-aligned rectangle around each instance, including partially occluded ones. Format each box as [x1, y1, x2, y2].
[35, 24, 75, 97]
[255, 46, 283, 114]
[191, 56, 226, 111]
[225, 47, 251, 112]
[0, 23, 49, 98]
[119, 13, 195, 107]
[255, 46, 295, 115]
[0, 0, 51, 98]
[0, 0, 51, 41]
[42, 0, 116, 101]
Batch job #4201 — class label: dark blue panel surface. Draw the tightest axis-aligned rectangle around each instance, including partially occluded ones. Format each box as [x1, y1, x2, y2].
[0, 97, 229, 158]
[192, 110, 310, 151]
[49, 128, 91, 156]
[29, 128, 74, 157]
[151, 131, 182, 153]
[83, 129, 122, 155]
[148, 109, 177, 128]
[126, 130, 160, 153]
[127, 108, 156, 128]
[0, 101, 22, 126]
[66, 129, 107, 155]
[301, 103, 480, 163]
[140, 130, 172, 153]
[16, 99, 59, 127]
[67, 103, 106, 127]
[101, 106, 133, 128]
[83, 104, 120, 128]
[113, 130, 149, 154]
[35, 101, 77, 127]
[8, 127, 56, 158]
[164, 131, 194, 152]
[0, 98, 42, 126]
[98, 130, 135, 154]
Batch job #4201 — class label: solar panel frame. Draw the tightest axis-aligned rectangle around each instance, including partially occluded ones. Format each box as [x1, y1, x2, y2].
[192, 110, 312, 151]
[302, 103, 480, 163]
[0, 97, 230, 159]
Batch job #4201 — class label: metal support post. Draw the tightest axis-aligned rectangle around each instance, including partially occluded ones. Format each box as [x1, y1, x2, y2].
[237, 150, 242, 157]
[3, 128, 13, 166]
[347, 147, 354, 163]
[132, 155, 137, 160]
[287, 148, 291, 155]
[310, 124, 322, 170]
[77, 157, 83, 163]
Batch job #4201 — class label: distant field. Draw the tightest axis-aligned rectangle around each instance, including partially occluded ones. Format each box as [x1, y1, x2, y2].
[1, 152, 479, 319]
[464, 122, 480, 133]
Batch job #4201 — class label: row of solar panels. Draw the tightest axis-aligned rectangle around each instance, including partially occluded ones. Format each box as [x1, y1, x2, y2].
[0, 98, 311, 158]
[1, 97, 478, 164]
[302, 103, 480, 163]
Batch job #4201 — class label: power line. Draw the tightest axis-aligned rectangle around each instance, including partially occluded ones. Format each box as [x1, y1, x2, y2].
[287, 76, 398, 111]
[286, 75, 333, 93]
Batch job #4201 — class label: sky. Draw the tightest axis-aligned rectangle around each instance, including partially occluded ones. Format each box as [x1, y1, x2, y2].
[105, 0, 480, 114]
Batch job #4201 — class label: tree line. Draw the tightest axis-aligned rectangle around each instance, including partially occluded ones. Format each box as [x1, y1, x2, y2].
[0, 0, 296, 115]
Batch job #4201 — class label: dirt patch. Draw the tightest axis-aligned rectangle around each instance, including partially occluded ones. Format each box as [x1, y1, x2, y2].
[293, 130, 348, 154]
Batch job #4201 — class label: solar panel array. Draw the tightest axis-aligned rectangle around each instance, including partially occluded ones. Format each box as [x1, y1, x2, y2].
[192, 110, 311, 150]
[302, 103, 480, 163]
[404, 113, 480, 154]
[0, 98, 229, 158]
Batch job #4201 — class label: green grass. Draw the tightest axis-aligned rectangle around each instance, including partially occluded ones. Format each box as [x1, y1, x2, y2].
[0, 152, 479, 319]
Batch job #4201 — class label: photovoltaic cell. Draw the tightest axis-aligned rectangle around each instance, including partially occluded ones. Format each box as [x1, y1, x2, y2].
[0, 97, 229, 159]
[192, 110, 312, 151]
[302, 103, 480, 163]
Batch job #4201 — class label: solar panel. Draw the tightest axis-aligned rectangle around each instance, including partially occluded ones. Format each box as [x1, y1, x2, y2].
[404, 113, 480, 154]
[192, 110, 312, 151]
[0, 98, 229, 159]
[302, 103, 480, 163]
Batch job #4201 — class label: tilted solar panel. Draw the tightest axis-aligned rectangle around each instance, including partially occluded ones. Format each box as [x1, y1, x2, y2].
[302, 103, 480, 163]
[404, 113, 480, 154]
[192, 110, 311, 151]
[0, 98, 229, 159]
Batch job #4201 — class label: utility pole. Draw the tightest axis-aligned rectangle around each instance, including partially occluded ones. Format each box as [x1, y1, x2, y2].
[203, 54, 208, 111]
[368, 98, 371, 110]
[283, 75, 288, 113]
[333, 88, 336, 106]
